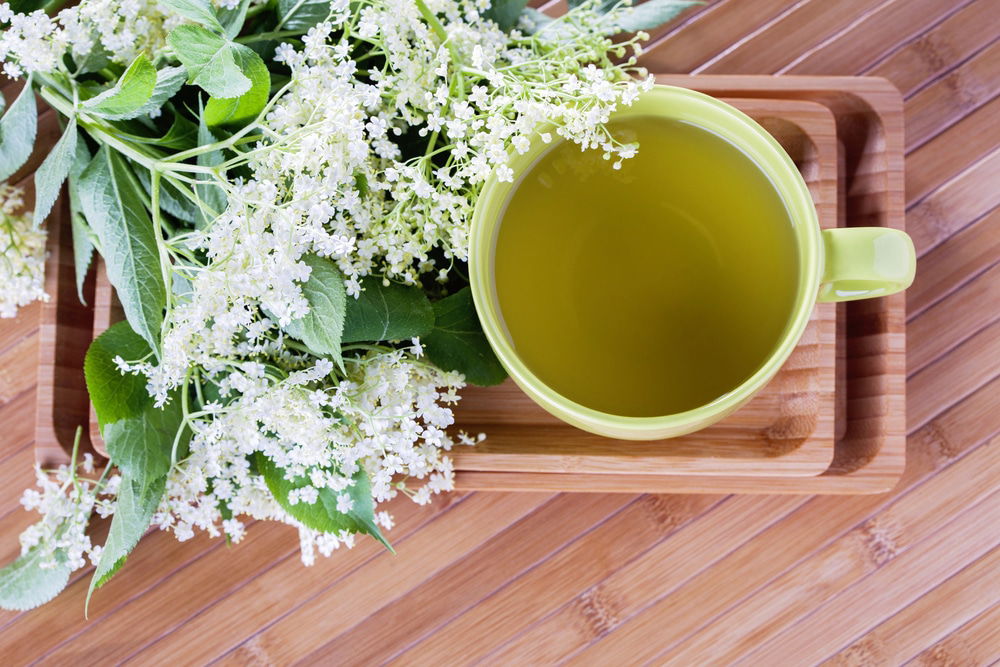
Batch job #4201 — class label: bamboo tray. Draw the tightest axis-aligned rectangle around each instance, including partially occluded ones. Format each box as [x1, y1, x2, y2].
[451, 96, 840, 477]
[33, 76, 906, 494]
[34, 94, 839, 479]
[453, 76, 906, 494]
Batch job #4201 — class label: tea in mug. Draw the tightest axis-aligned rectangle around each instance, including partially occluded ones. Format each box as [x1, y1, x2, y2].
[494, 116, 799, 417]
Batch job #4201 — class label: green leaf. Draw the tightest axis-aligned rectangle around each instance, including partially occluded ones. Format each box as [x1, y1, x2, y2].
[103, 398, 186, 498]
[219, 0, 252, 39]
[118, 110, 198, 151]
[278, 0, 333, 31]
[354, 171, 368, 196]
[342, 276, 434, 343]
[423, 288, 507, 386]
[8, 0, 46, 11]
[204, 48, 270, 127]
[0, 80, 38, 183]
[167, 25, 252, 99]
[0, 547, 72, 612]
[122, 66, 189, 121]
[70, 210, 94, 304]
[78, 146, 166, 349]
[567, 0, 618, 10]
[82, 53, 157, 119]
[484, 0, 530, 31]
[87, 473, 164, 609]
[68, 137, 94, 303]
[136, 166, 202, 224]
[33, 118, 78, 225]
[194, 113, 227, 227]
[161, 0, 225, 32]
[84, 320, 154, 432]
[72, 41, 113, 75]
[283, 254, 346, 369]
[255, 454, 392, 552]
[609, 0, 699, 33]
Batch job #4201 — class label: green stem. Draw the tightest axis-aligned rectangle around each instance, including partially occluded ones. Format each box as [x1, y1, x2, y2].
[150, 171, 174, 321]
[161, 79, 293, 165]
[414, 0, 447, 42]
[42, 0, 70, 14]
[245, 0, 272, 19]
[171, 372, 192, 467]
[236, 30, 302, 44]
[193, 370, 206, 408]
[38, 87, 164, 172]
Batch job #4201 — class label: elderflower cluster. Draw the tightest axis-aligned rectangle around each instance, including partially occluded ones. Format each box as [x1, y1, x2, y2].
[18, 454, 119, 571]
[150, 0, 650, 399]
[114, 0, 653, 564]
[5, 0, 660, 575]
[151, 352, 470, 561]
[0, 184, 48, 318]
[0, 0, 260, 78]
[263, 1, 652, 286]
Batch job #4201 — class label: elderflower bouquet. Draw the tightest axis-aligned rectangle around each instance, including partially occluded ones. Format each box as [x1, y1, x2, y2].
[0, 0, 694, 611]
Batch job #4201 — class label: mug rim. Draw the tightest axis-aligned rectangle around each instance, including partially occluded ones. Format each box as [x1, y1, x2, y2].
[469, 84, 821, 438]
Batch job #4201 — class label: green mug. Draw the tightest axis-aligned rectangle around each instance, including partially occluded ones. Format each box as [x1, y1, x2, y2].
[469, 84, 915, 441]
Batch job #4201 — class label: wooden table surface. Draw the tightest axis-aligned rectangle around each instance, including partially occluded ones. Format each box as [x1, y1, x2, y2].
[2, 0, 999, 664]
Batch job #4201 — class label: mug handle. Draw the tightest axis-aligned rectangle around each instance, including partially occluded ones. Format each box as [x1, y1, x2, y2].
[818, 228, 916, 303]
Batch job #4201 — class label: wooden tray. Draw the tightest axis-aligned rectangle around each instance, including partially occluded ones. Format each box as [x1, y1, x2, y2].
[453, 76, 906, 494]
[34, 95, 839, 479]
[452, 97, 840, 477]
[33, 77, 906, 494]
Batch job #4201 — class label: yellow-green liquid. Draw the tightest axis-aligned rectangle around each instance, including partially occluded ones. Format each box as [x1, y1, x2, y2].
[494, 116, 799, 417]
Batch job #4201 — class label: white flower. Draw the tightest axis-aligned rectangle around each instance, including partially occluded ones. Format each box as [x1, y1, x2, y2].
[336, 493, 353, 514]
[0, 185, 48, 318]
[8, 0, 657, 573]
[12, 457, 111, 573]
[222, 519, 246, 543]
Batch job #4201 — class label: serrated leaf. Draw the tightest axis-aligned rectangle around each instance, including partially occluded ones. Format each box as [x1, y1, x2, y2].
[278, 0, 333, 31]
[484, 0, 530, 31]
[283, 254, 346, 369]
[32, 118, 78, 226]
[83, 53, 157, 119]
[68, 137, 94, 303]
[103, 397, 187, 499]
[219, 0, 252, 39]
[168, 25, 252, 99]
[87, 473, 164, 609]
[608, 0, 699, 33]
[342, 276, 434, 343]
[118, 66, 189, 121]
[85, 320, 154, 432]
[255, 454, 392, 552]
[78, 146, 166, 349]
[204, 48, 269, 127]
[0, 547, 72, 612]
[0, 80, 38, 182]
[161, 0, 225, 32]
[423, 288, 507, 386]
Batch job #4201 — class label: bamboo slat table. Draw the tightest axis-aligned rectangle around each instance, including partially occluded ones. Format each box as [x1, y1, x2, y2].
[1, 0, 998, 663]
